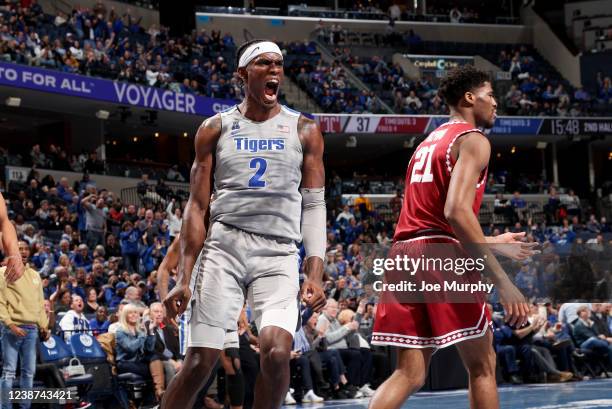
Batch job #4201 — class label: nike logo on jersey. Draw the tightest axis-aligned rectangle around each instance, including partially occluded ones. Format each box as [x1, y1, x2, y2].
[234, 137, 285, 152]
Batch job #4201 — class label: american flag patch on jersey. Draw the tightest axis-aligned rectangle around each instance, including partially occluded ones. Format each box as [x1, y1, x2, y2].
[277, 124, 290, 133]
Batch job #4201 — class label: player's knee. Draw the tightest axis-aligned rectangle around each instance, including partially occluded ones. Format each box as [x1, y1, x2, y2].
[396, 367, 427, 390]
[261, 345, 291, 369]
[466, 353, 496, 379]
[184, 352, 215, 377]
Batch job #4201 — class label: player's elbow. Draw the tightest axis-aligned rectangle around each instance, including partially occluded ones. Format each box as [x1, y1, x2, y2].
[444, 204, 469, 225]
[443, 204, 460, 223]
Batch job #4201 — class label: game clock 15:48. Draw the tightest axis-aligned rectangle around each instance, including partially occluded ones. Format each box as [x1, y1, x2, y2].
[549, 119, 580, 136]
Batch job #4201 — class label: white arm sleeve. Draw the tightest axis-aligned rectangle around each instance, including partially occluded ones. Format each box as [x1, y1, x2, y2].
[300, 187, 326, 261]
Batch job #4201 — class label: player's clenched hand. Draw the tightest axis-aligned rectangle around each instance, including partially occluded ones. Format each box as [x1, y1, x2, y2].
[301, 278, 326, 312]
[163, 284, 192, 319]
[497, 280, 529, 328]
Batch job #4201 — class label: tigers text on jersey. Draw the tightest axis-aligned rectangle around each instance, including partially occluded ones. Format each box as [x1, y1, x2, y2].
[210, 105, 303, 242]
[394, 121, 488, 241]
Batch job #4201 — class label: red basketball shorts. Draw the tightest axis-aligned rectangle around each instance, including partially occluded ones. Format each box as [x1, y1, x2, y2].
[371, 235, 492, 349]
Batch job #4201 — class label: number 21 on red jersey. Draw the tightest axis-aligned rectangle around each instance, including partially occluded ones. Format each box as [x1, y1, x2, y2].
[410, 144, 437, 184]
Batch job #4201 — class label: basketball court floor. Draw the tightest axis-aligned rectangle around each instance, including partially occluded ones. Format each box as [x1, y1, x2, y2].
[283, 378, 612, 409]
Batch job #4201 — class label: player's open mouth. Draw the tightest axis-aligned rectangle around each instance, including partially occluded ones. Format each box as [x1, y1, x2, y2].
[264, 80, 279, 97]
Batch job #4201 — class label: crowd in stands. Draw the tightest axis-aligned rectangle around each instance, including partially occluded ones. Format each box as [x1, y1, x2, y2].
[0, 1, 609, 116]
[0, 0, 239, 99]
[284, 41, 384, 114]
[330, 46, 446, 115]
[499, 46, 611, 116]
[3, 143, 191, 183]
[314, 22, 612, 116]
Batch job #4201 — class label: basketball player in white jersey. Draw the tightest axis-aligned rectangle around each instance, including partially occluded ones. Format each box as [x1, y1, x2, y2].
[158, 234, 245, 409]
[160, 39, 327, 409]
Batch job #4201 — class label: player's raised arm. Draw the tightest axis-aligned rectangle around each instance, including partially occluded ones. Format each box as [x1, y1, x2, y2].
[444, 132, 528, 327]
[164, 115, 220, 318]
[0, 193, 24, 283]
[298, 115, 327, 313]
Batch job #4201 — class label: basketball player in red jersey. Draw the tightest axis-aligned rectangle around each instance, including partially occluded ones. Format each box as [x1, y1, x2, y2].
[369, 66, 536, 409]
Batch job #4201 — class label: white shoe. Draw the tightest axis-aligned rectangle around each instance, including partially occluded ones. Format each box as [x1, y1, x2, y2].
[359, 384, 376, 397]
[302, 389, 324, 403]
[284, 391, 296, 405]
[354, 390, 364, 399]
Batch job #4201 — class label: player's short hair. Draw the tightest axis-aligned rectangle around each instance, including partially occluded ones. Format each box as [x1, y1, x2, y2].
[438, 65, 491, 107]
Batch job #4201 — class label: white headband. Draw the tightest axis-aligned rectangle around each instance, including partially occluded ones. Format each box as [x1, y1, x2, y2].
[238, 41, 282, 68]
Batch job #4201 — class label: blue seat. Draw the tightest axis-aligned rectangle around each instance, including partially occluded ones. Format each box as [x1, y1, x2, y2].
[38, 335, 94, 389]
[69, 333, 116, 400]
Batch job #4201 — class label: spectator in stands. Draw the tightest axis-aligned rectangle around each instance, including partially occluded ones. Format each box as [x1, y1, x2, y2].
[586, 214, 602, 233]
[591, 304, 612, 341]
[137, 174, 151, 198]
[51, 284, 72, 314]
[510, 191, 527, 222]
[148, 302, 181, 385]
[115, 303, 166, 402]
[558, 302, 590, 326]
[89, 305, 110, 335]
[84, 286, 100, 314]
[288, 317, 325, 403]
[545, 187, 561, 224]
[511, 313, 572, 382]
[81, 193, 106, 248]
[490, 305, 523, 384]
[71, 243, 93, 272]
[573, 305, 612, 369]
[403, 90, 422, 114]
[317, 299, 362, 398]
[165, 199, 182, 240]
[494, 193, 515, 222]
[120, 221, 140, 273]
[166, 165, 185, 182]
[449, 6, 462, 23]
[138, 209, 160, 247]
[337, 308, 374, 396]
[598, 76, 612, 104]
[84, 151, 104, 174]
[125, 286, 146, 309]
[336, 205, 355, 227]
[59, 294, 91, 343]
[0, 240, 50, 409]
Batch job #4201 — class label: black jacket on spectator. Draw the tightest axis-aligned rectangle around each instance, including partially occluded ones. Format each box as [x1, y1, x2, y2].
[153, 323, 181, 360]
[573, 319, 599, 346]
[591, 312, 612, 338]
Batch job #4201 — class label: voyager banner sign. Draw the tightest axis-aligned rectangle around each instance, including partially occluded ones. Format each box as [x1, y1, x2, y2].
[0, 61, 236, 117]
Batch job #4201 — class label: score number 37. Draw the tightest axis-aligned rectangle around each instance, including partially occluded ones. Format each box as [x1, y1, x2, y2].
[410, 144, 437, 184]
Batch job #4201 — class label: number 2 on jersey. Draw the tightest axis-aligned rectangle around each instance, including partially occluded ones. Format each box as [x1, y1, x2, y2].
[410, 144, 436, 183]
[248, 157, 267, 188]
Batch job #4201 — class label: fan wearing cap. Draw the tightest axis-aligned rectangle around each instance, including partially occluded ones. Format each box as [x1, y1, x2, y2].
[161, 39, 327, 409]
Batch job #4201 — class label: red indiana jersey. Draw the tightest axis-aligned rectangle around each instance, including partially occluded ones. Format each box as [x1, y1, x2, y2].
[394, 121, 488, 241]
